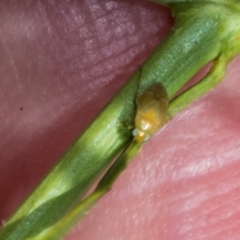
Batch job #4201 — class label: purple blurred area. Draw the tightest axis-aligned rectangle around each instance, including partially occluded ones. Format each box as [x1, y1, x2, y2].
[0, 0, 172, 222]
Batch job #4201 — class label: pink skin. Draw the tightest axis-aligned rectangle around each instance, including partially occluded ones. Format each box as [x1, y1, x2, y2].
[1, 1, 240, 239]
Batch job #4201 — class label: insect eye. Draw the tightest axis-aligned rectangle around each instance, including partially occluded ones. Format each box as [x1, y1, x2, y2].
[144, 135, 150, 142]
[132, 129, 138, 136]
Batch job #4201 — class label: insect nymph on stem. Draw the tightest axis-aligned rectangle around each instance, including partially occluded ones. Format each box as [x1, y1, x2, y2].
[132, 76, 169, 143]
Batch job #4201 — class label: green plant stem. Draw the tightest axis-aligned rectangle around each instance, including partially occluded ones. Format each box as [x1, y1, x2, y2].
[1, 1, 240, 240]
[27, 141, 140, 240]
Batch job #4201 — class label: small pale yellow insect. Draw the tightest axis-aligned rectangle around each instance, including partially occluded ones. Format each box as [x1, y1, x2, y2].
[132, 82, 169, 143]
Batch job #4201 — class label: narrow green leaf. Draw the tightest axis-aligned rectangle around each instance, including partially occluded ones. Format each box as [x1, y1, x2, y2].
[1, 1, 240, 239]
